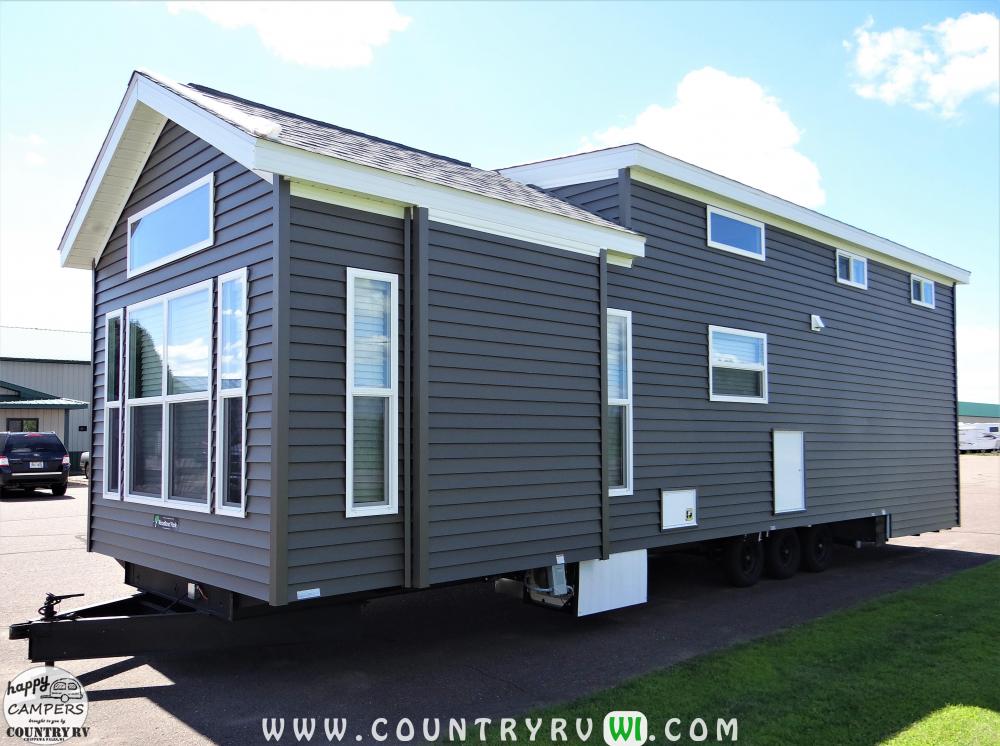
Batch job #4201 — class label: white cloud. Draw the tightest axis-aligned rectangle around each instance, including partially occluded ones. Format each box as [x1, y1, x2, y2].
[846, 12, 999, 117]
[8, 133, 47, 167]
[583, 67, 825, 208]
[166, 1, 411, 68]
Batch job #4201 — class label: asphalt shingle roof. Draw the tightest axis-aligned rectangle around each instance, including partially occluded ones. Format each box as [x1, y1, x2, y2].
[139, 72, 632, 236]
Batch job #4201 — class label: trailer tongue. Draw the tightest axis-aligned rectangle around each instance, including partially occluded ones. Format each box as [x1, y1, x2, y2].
[8, 590, 363, 665]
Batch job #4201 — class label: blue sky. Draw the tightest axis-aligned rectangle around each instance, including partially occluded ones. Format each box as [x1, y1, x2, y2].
[1, 1, 997, 400]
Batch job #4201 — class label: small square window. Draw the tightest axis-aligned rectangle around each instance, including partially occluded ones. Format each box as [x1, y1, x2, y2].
[708, 326, 768, 404]
[836, 250, 868, 289]
[911, 275, 935, 308]
[706, 206, 765, 260]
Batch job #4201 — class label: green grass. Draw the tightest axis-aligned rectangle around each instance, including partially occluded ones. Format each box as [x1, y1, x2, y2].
[482, 560, 1000, 745]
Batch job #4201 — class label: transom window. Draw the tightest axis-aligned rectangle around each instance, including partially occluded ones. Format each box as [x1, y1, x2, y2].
[707, 206, 765, 260]
[125, 282, 212, 509]
[911, 275, 935, 309]
[607, 309, 633, 497]
[346, 268, 399, 517]
[127, 174, 214, 277]
[708, 326, 768, 404]
[836, 250, 868, 289]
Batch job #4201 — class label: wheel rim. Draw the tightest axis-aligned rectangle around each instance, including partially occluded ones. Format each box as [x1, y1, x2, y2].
[814, 533, 830, 562]
[741, 545, 758, 574]
[779, 536, 793, 564]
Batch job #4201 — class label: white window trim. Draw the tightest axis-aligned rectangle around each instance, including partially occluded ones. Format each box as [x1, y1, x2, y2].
[706, 205, 766, 261]
[608, 308, 633, 497]
[215, 268, 249, 517]
[102, 309, 123, 499]
[126, 173, 215, 278]
[345, 267, 399, 518]
[836, 249, 868, 289]
[123, 280, 213, 513]
[708, 325, 769, 404]
[910, 274, 936, 309]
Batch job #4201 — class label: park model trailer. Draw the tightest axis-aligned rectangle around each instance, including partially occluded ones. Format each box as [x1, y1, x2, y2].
[11, 71, 970, 661]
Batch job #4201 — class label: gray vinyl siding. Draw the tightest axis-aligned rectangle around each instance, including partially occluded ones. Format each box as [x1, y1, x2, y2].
[90, 121, 273, 600]
[285, 197, 407, 600]
[551, 177, 959, 548]
[426, 222, 603, 583]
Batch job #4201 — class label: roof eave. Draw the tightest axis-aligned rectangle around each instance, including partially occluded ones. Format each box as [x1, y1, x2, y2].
[499, 144, 971, 286]
[254, 138, 645, 261]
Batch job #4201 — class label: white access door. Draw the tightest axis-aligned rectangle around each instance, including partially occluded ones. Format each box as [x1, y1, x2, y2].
[773, 430, 805, 513]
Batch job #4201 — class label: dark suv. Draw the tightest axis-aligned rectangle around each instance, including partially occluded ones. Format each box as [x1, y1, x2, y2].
[0, 432, 70, 496]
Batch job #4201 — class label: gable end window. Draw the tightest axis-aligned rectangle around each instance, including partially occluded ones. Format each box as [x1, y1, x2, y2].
[708, 326, 768, 404]
[346, 268, 399, 518]
[127, 173, 214, 277]
[836, 250, 868, 289]
[607, 309, 633, 497]
[706, 206, 765, 260]
[911, 275, 935, 308]
[124, 282, 212, 510]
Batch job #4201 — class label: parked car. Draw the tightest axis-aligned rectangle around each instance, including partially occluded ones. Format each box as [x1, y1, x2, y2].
[80, 451, 91, 480]
[0, 432, 70, 496]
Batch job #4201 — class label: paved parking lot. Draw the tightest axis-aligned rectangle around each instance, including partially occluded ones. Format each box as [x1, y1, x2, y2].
[2, 456, 997, 745]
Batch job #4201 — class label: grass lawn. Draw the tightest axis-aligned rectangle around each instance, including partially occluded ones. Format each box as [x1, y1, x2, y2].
[483, 560, 1000, 745]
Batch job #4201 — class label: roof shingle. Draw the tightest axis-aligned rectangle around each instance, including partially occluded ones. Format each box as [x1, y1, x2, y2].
[139, 72, 632, 236]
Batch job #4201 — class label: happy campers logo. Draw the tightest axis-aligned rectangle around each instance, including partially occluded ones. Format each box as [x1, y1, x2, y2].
[4, 666, 89, 744]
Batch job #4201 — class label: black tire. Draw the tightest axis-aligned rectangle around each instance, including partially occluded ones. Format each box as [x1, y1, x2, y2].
[799, 525, 834, 572]
[723, 537, 764, 587]
[51, 484, 67, 496]
[764, 530, 801, 579]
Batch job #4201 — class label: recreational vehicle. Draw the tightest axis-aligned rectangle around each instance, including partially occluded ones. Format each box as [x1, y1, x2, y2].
[10, 71, 970, 661]
[958, 424, 999, 453]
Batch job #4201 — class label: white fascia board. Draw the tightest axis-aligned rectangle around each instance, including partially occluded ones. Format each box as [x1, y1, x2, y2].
[254, 140, 645, 261]
[134, 75, 256, 170]
[58, 78, 144, 269]
[58, 73, 256, 270]
[500, 144, 970, 285]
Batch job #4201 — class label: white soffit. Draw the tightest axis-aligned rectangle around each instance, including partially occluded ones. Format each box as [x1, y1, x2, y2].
[499, 144, 970, 286]
[59, 75, 645, 270]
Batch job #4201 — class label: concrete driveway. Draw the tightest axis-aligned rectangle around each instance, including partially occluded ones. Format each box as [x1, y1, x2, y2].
[2, 457, 997, 745]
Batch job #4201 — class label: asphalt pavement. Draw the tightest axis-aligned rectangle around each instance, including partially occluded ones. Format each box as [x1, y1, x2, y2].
[1, 456, 997, 745]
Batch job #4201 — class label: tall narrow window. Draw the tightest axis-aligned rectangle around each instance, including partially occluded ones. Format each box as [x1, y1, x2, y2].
[910, 275, 935, 309]
[608, 309, 633, 496]
[125, 282, 211, 509]
[217, 268, 248, 515]
[103, 310, 123, 497]
[346, 268, 398, 517]
[708, 326, 768, 404]
[836, 250, 868, 289]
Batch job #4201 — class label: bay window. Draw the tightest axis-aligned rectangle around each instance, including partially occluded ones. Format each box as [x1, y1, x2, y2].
[345, 268, 399, 517]
[608, 309, 633, 496]
[125, 282, 212, 508]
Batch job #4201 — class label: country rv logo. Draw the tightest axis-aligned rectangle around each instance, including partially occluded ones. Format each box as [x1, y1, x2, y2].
[4, 666, 89, 745]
